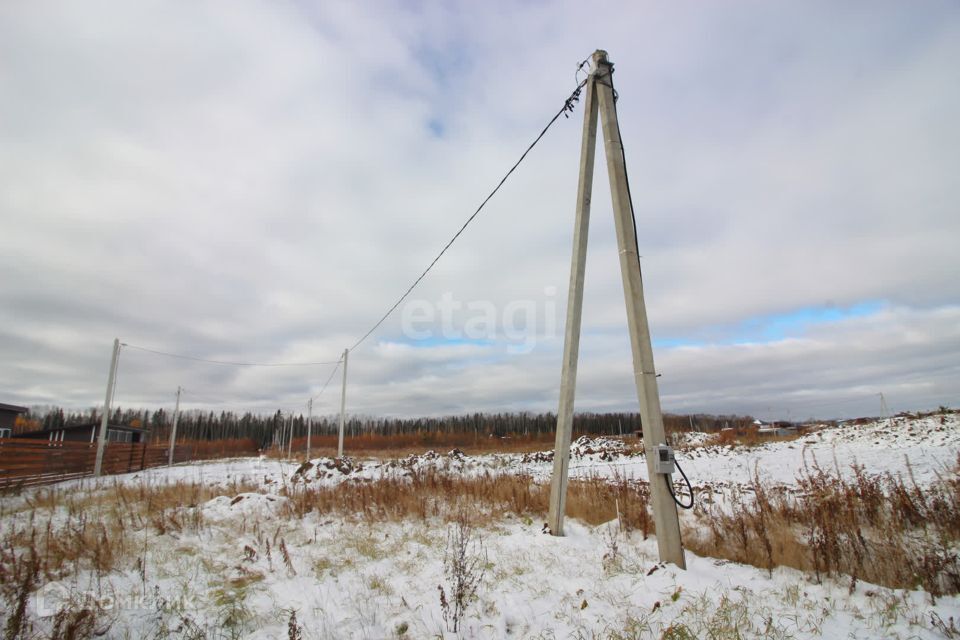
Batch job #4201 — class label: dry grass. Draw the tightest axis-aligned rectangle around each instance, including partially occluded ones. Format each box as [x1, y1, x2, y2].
[172, 437, 261, 459]
[282, 469, 651, 535]
[3, 448, 959, 637]
[0, 469, 653, 635]
[685, 453, 960, 598]
[708, 426, 803, 448]
[0, 478, 260, 591]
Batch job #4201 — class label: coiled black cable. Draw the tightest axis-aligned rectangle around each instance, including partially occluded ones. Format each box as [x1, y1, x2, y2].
[665, 457, 695, 509]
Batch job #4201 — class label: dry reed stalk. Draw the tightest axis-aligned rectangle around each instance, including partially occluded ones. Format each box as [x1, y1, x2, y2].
[684, 456, 960, 595]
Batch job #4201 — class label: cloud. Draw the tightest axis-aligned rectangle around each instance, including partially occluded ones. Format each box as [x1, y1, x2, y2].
[1, 1, 957, 419]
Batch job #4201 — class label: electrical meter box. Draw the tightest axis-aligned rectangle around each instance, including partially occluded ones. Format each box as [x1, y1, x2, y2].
[653, 444, 675, 475]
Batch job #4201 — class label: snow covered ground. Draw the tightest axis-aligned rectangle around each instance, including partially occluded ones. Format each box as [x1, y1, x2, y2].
[31, 513, 960, 639]
[68, 411, 958, 494]
[3, 413, 958, 638]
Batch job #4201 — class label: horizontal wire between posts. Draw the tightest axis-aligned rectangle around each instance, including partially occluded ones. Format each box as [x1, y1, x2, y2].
[121, 343, 341, 367]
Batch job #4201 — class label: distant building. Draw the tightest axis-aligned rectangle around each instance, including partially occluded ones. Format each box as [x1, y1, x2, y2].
[0, 402, 28, 438]
[15, 422, 150, 444]
[757, 422, 798, 437]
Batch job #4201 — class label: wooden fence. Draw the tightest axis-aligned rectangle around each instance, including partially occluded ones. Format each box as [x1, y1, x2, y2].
[0, 438, 260, 490]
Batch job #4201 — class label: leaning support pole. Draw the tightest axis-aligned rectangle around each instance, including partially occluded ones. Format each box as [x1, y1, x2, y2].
[594, 50, 685, 568]
[337, 348, 349, 458]
[548, 69, 599, 536]
[93, 338, 121, 478]
[168, 386, 181, 466]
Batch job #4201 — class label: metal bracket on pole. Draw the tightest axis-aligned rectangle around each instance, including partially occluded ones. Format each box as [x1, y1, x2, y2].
[93, 338, 121, 478]
[168, 386, 181, 466]
[547, 50, 686, 569]
[337, 348, 349, 458]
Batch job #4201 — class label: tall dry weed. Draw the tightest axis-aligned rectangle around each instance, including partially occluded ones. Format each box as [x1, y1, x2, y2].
[686, 455, 960, 596]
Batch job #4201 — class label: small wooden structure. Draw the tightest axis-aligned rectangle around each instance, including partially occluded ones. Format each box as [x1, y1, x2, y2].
[15, 422, 149, 444]
[0, 402, 27, 436]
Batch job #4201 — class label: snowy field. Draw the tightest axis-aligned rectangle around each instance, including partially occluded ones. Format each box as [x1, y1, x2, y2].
[53, 412, 960, 495]
[2, 413, 959, 639]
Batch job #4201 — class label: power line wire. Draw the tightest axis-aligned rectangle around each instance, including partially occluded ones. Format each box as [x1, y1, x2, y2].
[348, 74, 589, 352]
[114, 65, 590, 377]
[310, 360, 343, 404]
[121, 343, 341, 367]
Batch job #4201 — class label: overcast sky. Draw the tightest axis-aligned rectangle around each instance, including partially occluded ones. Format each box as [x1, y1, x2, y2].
[1, 1, 958, 421]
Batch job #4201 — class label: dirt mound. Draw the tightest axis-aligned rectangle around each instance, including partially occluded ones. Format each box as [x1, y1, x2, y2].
[571, 436, 627, 459]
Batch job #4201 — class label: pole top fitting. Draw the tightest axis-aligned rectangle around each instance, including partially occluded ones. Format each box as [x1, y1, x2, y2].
[592, 50, 611, 66]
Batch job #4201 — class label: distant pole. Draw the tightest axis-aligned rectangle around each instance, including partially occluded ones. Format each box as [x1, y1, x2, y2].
[880, 393, 890, 422]
[306, 398, 313, 460]
[337, 348, 349, 458]
[286, 413, 294, 459]
[93, 338, 121, 477]
[168, 386, 181, 466]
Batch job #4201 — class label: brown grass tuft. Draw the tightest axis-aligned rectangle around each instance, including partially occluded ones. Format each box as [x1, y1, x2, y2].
[685, 456, 960, 596]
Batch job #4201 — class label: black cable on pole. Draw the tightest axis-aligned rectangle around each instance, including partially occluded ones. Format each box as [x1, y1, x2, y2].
[602, 63, 643, 277]
[603, 61, 696, 511]
[666, 458, 695, 510]
[121, 343, 341, 367]
[348, 75, 589, 353]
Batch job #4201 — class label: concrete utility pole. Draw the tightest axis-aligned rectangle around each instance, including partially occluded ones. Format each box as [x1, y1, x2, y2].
[306, 397, 313, 460]
[168, 386, 181, 466]
[337, 348, 349, 458]
[93, 338, 121, 478]
[548, 50, 686, 568]
[880, 392, 890, 423]
[287, 413, 294, 459]
[548, 67, 599, 536]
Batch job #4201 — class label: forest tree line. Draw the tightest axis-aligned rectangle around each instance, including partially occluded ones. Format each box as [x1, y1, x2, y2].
[17, 406, 758, 448]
